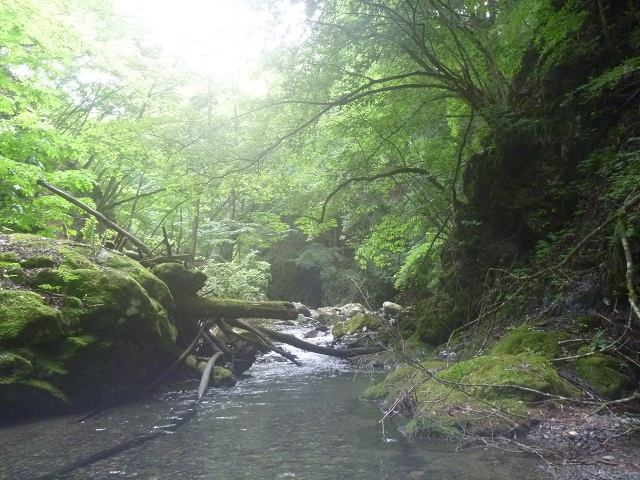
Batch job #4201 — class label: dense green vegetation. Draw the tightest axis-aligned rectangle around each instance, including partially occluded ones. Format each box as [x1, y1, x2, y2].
[1, 0, 639, 384]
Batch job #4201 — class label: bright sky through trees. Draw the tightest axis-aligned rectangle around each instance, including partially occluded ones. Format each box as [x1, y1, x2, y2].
[114, 0, 307, 93]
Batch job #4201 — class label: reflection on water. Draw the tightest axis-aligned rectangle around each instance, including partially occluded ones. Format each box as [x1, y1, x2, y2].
[0, 327, 547, 479]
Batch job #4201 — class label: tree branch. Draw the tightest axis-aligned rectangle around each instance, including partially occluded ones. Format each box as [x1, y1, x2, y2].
[37, 179, 152, 255]
[104, 188, 166, 210]
[310, 167, 446, 224]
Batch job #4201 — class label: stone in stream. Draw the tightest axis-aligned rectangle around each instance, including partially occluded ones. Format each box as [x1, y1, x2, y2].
[382, 301, 403, 316]
[292, 302, 311, 317]
[340, 303, 366, 318]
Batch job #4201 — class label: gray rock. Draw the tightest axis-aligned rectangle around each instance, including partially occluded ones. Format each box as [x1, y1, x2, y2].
[382, 301, 403, 316]
[341, 303, 366, 318]
[292, 302, 311, 317]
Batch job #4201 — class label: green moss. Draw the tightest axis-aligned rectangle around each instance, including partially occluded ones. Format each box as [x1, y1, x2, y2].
[20, 255, 56, 269]
[212, 366, 236, 387]
[58, 296, 85, 331]
[186, 357, 236, 387]
[4, 266, 26, 284]
[364, 351, 580, 439]
[25, 378, 67, 402]
[413, 297, 459, 345]
[332, 313, 381, 338]
[490, 325, 569, 358]
[0, 252, 19, 263]
[403, 413, 461, 439]
[102, 255, 174, 310]
[361, 361, 447, 400]
[573, 315, 601, 331]
[0, 351, 33, 376]
[63, 268, 155, 327]
[0, 235, 180, 417]
[152, 263, 207, 298]
[49, 334, 96, 364]
[0, 290, 64, 344]
[574, 353, 634, 399]
[437, 352, 579, 400]
[57, 245, 98, 270]
[0, 376, 68, 405]
[148, 299, 177, 346]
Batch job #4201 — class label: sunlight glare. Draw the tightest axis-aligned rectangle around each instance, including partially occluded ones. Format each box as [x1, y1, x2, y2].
[115, 0, 306, 94]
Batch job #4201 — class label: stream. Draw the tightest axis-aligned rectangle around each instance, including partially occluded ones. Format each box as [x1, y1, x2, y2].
[0, 326, 548, 479]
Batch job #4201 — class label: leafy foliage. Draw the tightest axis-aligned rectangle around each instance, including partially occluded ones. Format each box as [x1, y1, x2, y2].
[202, 251, 271, 301]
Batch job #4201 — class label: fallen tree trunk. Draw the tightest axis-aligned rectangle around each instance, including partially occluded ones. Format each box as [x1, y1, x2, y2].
[255, 325, 386, 358]
[175, 297, 299, 320]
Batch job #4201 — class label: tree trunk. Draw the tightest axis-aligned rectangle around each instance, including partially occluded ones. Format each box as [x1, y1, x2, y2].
[189, 197, 200, 258]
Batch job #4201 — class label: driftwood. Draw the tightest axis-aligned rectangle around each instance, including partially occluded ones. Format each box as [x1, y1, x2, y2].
[256, 325, 386, 358]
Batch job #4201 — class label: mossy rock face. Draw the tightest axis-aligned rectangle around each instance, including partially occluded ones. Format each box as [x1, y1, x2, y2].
[332, 313, 381, 338]
[574, 353, 634, 399]
[0, 351, 33, 376]
[0, 252, 20, 264]
[20, 255, 56, 269]
[0, 234, 180, 419]
[102, 254, 174, 310]
[437, 352, 579, 400]
[0, 378, 68, 418]
[152, 262, 207, 298]
[0, 290, 64, 345]
[490, 325, 569, 358]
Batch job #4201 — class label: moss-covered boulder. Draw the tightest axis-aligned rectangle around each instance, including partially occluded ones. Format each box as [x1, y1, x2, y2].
[0, 234, 182, 420]
[152, 262, 207, 298]
[574, 352, 635, 399]
[186, 356, 236, 387]
[490, 325, 569, 358]
[363, 351, 581, 439]
[332, 312, 382, 338]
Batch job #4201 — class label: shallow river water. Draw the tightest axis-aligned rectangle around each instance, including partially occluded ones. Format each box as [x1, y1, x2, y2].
[0, 328, 549, 479]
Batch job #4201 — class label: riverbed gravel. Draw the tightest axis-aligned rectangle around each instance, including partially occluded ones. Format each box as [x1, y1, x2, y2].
[524, 408, 640, 480]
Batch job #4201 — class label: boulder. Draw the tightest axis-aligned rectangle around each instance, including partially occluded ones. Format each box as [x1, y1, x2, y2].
[341, 303, 366, 318]
[313, 306, 346, 325]
[382, 301, 403, 316]
[292, 302, 311, 317]
[332, 312, 382, 338]
[0, 234, 179, 419]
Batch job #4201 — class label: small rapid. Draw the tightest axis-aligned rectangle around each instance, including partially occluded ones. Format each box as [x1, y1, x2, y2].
[0, 325, 547, 479]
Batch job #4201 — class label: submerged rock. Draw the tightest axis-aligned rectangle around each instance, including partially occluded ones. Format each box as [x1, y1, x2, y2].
[0, 234, 180, 420]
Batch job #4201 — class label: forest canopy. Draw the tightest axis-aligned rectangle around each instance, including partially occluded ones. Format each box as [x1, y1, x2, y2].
[1, 0, 639, 315]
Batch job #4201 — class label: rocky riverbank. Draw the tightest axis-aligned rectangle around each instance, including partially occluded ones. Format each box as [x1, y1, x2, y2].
[525, 407, 640, 480]
[308, 302, 640, 480]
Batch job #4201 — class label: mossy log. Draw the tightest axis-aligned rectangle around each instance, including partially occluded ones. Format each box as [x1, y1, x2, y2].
[175, 297, 299, 320]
